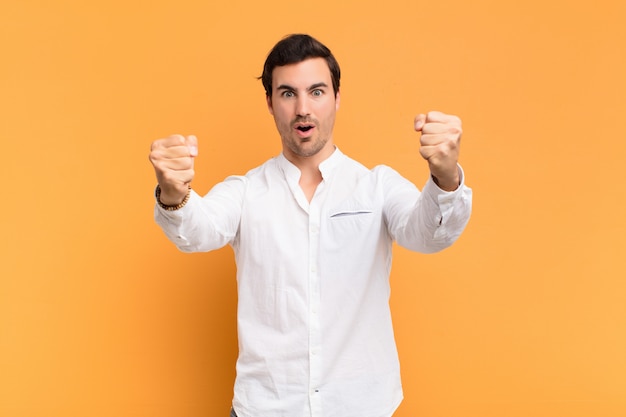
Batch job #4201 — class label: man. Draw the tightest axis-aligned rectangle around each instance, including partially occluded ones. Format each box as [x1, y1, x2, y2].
[149, 34, 472, 417]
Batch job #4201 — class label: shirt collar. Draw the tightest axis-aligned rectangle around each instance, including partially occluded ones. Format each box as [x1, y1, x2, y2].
[277, 147, 344, 182]
[319, 147, 343, 180]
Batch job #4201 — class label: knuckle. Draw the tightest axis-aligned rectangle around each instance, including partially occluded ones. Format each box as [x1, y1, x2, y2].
[149, 149, 163, 164]
[169, 134, 185, 144]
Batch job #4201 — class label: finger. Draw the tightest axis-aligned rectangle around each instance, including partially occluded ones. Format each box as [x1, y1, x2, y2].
[420, 130, 462, 147]
[151, 144, 194, 160]
[420, 122, 453, 135]
[415, 112, 448, 131]
[419, 144, 436, 161]
[163, 134, 186, 148]
[151, 134, 185, 151]
[414, 114, 426, 131]
[424, 111, 447, 122]
[420, 133, 441, 147]
[425, 111, 461, 125]
[151, 134, 197, 159]
[158, 156, 194, 171]
[186, 135, 198, 157]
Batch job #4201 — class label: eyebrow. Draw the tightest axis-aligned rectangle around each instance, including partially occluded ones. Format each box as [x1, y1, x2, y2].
[276, 82, 329, 92]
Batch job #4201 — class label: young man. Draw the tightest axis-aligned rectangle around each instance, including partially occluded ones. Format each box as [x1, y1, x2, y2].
[149, 34, 472, 417]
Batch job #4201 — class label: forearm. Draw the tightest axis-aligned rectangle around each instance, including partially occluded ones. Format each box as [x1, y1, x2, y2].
[154, 177, 245, 252]
[392, 166, 472, 253]
[154, 191, 230, 252]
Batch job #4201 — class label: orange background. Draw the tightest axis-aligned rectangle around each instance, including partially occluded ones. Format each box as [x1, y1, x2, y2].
[1, 1, 625, 416]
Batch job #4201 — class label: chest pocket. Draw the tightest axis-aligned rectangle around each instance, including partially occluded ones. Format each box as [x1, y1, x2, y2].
[327, 205, 379, 245]
[329, 209, 374, 218]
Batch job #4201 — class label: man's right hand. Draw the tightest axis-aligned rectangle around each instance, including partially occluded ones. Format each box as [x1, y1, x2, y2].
[149, 134, 198, 205]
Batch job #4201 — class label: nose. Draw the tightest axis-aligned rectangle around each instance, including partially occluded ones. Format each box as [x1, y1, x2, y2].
[295, 96, 310, 117]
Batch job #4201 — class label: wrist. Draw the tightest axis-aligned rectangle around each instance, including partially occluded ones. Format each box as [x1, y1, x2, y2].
[431, 168, 460, 192]
[155, 184, 191, 211]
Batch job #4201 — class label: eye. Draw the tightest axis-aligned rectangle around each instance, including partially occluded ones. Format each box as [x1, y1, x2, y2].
[282, 91, 295, 98]
[312, 89, 323, 97]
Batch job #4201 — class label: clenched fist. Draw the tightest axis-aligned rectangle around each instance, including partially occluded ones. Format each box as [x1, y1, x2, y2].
[414, 111, 462, 191]
[149, 134, 198, 205]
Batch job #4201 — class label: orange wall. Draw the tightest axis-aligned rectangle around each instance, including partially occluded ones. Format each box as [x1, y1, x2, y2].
[1, 1, 625, 416]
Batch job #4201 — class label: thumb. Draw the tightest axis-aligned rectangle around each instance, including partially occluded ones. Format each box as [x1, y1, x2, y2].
[186, 135, 198, 157]
[414, 114, 426, 131]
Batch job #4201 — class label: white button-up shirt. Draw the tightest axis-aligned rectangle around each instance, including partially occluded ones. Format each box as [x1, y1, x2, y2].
[155, 148, 472, 417]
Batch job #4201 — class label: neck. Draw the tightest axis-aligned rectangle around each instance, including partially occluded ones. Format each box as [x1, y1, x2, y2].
[283, 144, 335, 174]
[283, 145, 335, 202]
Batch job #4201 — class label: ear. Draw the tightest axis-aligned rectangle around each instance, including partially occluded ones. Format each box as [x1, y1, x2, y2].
[266, 95, 274, 115]
[335, 90, 341, 111]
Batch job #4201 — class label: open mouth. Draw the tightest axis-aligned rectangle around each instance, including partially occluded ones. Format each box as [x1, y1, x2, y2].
[294, 121, 316, 134]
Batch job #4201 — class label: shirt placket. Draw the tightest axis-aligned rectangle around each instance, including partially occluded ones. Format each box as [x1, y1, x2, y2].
[307, 200, 322, 417]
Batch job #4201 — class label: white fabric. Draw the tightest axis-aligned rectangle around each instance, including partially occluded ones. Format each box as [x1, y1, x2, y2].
[155, 148, 472, 417]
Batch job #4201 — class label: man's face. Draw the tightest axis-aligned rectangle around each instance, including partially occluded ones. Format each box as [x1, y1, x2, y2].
[267, 57, 340, 161]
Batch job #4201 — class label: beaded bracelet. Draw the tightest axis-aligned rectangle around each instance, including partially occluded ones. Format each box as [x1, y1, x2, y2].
[155, 185, 191, 211]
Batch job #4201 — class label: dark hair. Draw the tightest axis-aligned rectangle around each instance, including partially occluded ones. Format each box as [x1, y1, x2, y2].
[260, 34, 341, 97]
